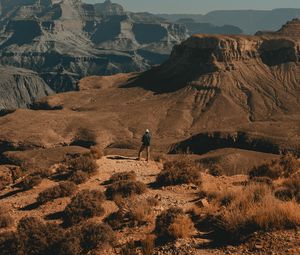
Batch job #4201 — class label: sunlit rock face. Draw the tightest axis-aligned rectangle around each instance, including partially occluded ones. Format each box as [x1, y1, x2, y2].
[0, 0, 188, 109]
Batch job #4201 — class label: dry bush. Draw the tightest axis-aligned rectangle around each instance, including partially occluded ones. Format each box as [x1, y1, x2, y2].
[10, 167, 24, 182]
[249, 176, 273, 186]
[0, 217, 116, 255]
[208, 164, 223, 177]
[141, 234, 156, 255]
[156, 159, 202, 187]
[67, 155, 98, 175]
[73, 128, 97, 147]
[37, 181, 77, 204]
[69, 170, 89, 184]
[249, 154, 299, 180]
[197, 184, 300, 244]
[275, 177, 300, 203]
[0, 172, 12, 190]
[19, 174, 42, 190]
[0, 206, 13, 229]
[17, 217, 65, 255]
[90, 146, 103, 159]
[155, 207, 195, 243]
[120, 240, 138, 255]
[249, 162, 282, 179]
[0, 231, 18, 255]
[63, 189, 105, 226]
[80, 221, 116, 252]
[106, 198, 153, 230]
[108, 171, 137, 184]
[105, 180, 147, 200]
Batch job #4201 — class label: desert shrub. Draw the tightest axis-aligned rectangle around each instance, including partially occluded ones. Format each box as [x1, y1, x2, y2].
[249, 176, 273, 186]
[0, 206, 13, 229]
[105, 180, 147, 200]
[10, 167, 25, 182]
[208, 164, 223, 177]
[0, 172, 12, 190]
[196, 184, 300, 244]
[141, 234, 156, 255]
[63, 189, 105, 226]
[106, 198, 153, 229]
[17, 217, 65, 255]
[0, 231, 18, 255]
[276, 177, 300, 203]
[249, 162, 282, 179]
[69, 170, 89, 184]
[146, 197, 159, 207]
[120, 240, 138, 255]
[156, 159, 202, 187]
[68, 155, 98, 175]
[249, 154, 299, 180]
[155, 207, 195, 242]
[37, 181, 77, 204]
[108, 171, 137, 184]
[19, 174, 42, 190]
[80, 222, 115, 252]
[279, 153, 300, 177]
[90, 145, 103, 159]
[33, 169, 52, 178]
[73, 128, 97, 148]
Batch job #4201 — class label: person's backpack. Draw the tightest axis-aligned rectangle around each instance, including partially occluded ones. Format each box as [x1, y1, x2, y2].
[142, 133, 151, 145]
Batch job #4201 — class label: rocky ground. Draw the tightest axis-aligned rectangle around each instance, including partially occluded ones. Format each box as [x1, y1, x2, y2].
[1, 153, 299, 254]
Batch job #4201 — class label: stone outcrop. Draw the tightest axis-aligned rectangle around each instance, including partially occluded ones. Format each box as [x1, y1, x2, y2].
[0, 66, 53, 110]
[0, 0, 187, 109]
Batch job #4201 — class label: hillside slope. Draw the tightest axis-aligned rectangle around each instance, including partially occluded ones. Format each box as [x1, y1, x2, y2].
[0, 20, 299, 158]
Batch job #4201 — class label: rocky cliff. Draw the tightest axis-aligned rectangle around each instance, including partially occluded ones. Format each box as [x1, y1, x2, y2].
[0, 20, 299, 156]
[0, 66, 53, 110]
[0, 0, 187, 109]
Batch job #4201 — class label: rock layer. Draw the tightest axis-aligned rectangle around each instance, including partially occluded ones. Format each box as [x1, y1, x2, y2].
[0, 66, 53, 109]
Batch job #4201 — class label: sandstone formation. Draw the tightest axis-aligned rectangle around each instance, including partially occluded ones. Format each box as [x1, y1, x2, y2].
[0, 66, 53, 109]
[0, 19, 299, 159]
[0, 0, 187, 109]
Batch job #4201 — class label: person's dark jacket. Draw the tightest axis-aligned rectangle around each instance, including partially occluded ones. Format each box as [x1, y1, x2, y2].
[142, 133, 151, 146]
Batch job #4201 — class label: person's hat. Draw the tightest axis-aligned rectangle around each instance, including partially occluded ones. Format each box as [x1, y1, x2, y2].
[146, 129, 150, 133]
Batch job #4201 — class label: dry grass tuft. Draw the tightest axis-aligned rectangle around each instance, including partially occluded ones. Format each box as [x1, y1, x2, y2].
[156, 159, 202, 187]
[275, 176, 300, 203]
[0, 206, 13, 229]
[155, 207, 195, 243]
[106, 198, 154, 230]
[249, 154, 299, 179]
[196, 184, 300, 244]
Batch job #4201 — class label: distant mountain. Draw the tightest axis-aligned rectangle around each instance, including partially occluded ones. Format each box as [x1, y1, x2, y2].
[159, 8, 300, 34]
[0, 0, 187, 109]
[176, 18, 243, 35]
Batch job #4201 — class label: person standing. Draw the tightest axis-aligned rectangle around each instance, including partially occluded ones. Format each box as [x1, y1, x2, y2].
[138, 129, 151, 161]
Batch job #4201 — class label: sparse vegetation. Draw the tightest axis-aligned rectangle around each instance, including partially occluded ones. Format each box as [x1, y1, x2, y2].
[208, 164, 223, 177]
[195, 184, 300, 244]
[155, 207, 195, 242]
[249, 154, 299, 179]
[0, 216, 115, 255]
[109, 171, 137, 183]
[275, 176, 300, 203]
[0, 171, 12, 190]
[105, 179, 147, 200]
[63, 189, 105, 226]
[0, 206, 13, 229]
[80, 221, 116, 252]
[106, 198, 154, 229]
[69, 170, 89, 184]
[19, 174, 42, 190]
[37, 181, 77, 204]
[67, 155, 98, 175]
[90, 145, 103, 159]
[156, 159, 202, 187]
